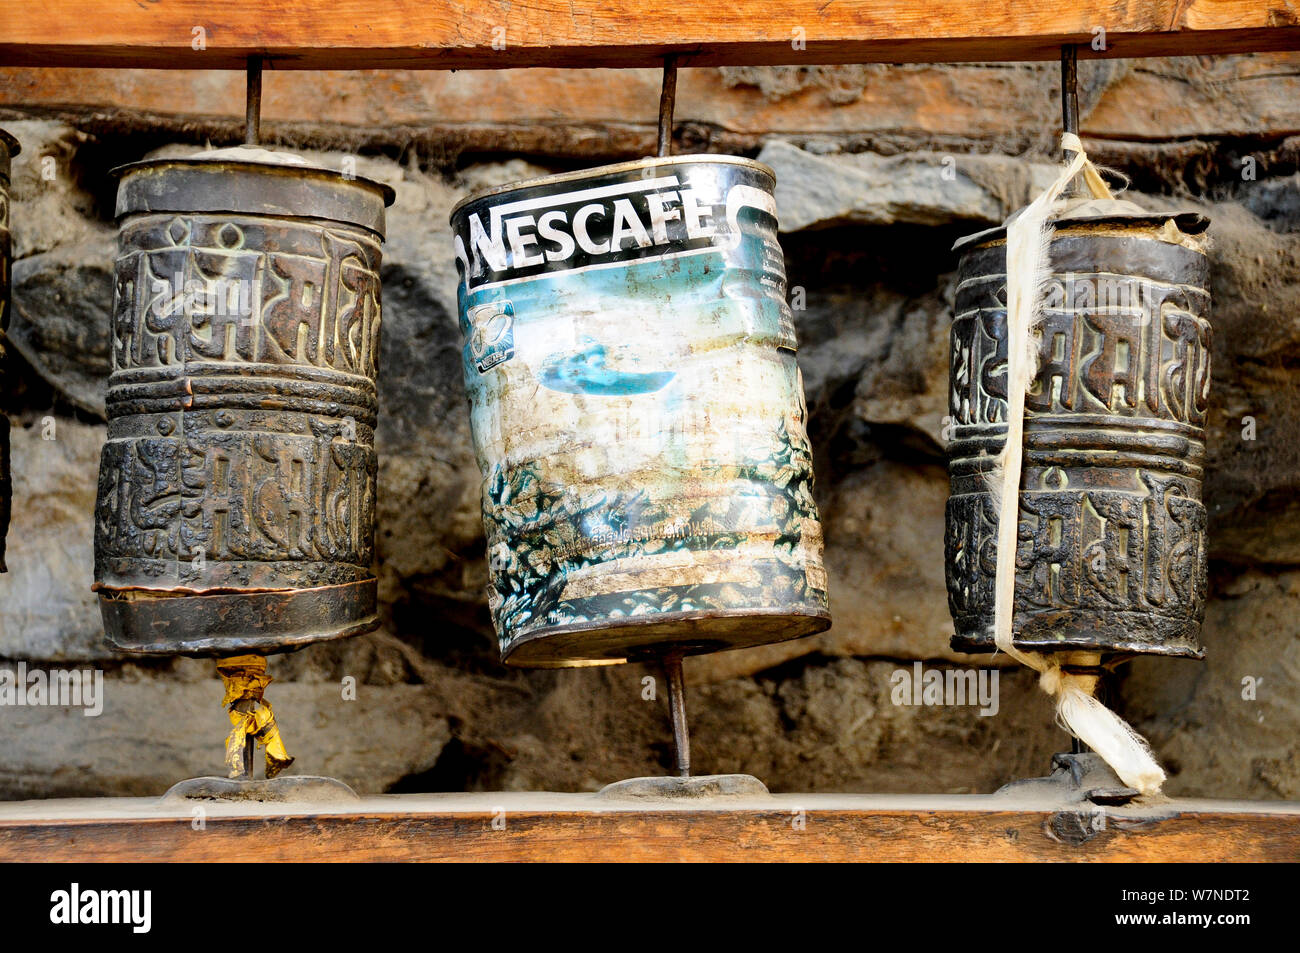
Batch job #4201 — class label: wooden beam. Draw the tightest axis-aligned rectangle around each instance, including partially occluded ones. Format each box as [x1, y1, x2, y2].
[5, 55, 1300, 153]
[0, 2, 1297, 71]
[1, 793, 1297, 862]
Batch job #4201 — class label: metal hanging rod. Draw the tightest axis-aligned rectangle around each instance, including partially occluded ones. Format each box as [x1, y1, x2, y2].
[1061, 45, 1079, 163]
[244, 55, 262, 145]
[656, 54, 677, 158]
[664, 652, 691, 778]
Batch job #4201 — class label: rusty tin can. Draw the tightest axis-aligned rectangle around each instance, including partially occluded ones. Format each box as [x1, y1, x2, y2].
[946, 199, 1212, 658]
[93, 149, 394, 656]
[0, 129, 17, 573]
[451, 156, 830, 666]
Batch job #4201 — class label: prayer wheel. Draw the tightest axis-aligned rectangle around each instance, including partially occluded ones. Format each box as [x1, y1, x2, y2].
[93, 147, 394, 656]
[945, 198, 1212, 658]
[0, 129, 16, 573]
[450, 155, 830, 667]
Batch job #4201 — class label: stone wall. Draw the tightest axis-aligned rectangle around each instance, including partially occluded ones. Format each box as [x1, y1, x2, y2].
[0, 54, 1297, 799]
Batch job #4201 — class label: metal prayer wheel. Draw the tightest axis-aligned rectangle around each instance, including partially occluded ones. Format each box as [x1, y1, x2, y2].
[93, 148, 395, 656]
[451, 156, 830, 667]
[0, 129, 16, 573]
[945, 199, 1212, 658]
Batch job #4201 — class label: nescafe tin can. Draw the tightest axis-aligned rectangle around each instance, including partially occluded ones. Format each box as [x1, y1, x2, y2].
[451, 156, 830, 666]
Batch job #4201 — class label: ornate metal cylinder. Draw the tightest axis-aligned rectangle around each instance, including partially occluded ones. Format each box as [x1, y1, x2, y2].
[0, 129, 16, 573]
[93, 149, 394, 656]
[945, 200, 1212, 658]
[451, 156, 830, 667]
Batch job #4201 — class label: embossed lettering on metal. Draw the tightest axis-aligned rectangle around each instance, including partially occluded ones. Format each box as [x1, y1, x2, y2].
[93, 153, 394, 656]
[945, 202, 1212, 658]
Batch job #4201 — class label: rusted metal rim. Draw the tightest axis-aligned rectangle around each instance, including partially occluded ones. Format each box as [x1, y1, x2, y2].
[953, 637, 1205, 660]
[502, 607, 831, 668]
[449, 153, 776, 220]
[952, 208, 1210, 253]
[98, 578, 379, 657]
[950, 627, 1205, 660]
[111, 154, 396, 204]
[111, 157, 394, 235]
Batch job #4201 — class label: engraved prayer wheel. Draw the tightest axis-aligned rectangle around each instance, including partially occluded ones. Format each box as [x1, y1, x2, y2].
[0, 129, 17, 573]
[93, 149, 395, 655]
[945, 199, 1212, 657]
[450, 156, 830, 667]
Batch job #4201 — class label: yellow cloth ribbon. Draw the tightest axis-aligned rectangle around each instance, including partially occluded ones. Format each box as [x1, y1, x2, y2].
[217, 655, 294, 780]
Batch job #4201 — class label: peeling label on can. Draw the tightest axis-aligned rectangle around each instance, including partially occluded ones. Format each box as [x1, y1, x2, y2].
[468, 300, 515, 373]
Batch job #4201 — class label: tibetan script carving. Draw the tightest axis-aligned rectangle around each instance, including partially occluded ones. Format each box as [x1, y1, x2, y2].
[93, 157, 390, 655]
[945, 225, 1212, 657]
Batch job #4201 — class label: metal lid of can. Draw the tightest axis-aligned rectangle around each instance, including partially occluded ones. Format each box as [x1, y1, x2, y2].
[111, 148, 395, 237]
[178, 145, 313, 167]
[952, 196, 1210, 253]
[449, 153, 776, 222]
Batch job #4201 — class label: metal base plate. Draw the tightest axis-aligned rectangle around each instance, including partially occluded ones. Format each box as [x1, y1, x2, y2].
[596, 774, 770, 800]
[995, 752, 1140, 805]
[160, 775, 360, 804]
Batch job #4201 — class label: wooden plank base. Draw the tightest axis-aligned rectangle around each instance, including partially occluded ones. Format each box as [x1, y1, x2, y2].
[1, 792, 1296, 862]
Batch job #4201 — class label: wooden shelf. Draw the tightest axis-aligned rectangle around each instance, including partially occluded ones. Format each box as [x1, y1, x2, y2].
[0, 1, 1297, 70]
[1, 3, 1296, 867]
[1, 791, 1296, 862]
